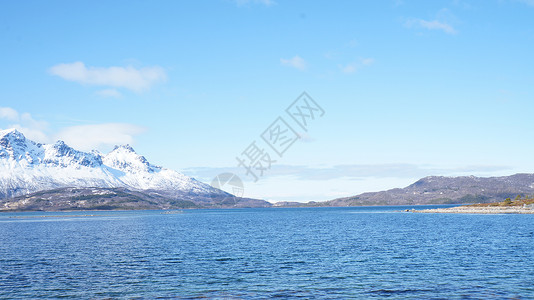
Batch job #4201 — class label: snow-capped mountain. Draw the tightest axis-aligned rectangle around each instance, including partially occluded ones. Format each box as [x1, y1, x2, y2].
[0, 128, 224, 199]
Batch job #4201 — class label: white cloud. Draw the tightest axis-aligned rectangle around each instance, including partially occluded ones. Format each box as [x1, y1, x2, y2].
[49, 61, 167, 93]
[96, 88, 122, 98]
[235, 0, 275, 6]
[0, 107, 19, 121]
[10, 125, 49, 143]
[1, 106, 145, 151]
[0, 107, 49, 143]
[405, 18, 457, 34]
[280, 55, 307, 70]
[20, 113, 48, 131]
[56, 123, 146, 152]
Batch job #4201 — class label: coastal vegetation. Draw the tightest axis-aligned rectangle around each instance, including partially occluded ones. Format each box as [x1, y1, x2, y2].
[468, 195, 534, 207]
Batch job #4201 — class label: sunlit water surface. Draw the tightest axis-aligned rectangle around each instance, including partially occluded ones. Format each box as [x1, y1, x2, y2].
[1, 206, 533, 299]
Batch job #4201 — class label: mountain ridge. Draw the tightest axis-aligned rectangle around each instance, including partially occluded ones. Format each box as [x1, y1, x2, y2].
[306, 173, 534, 207]
[0, 129, 239, 207]
[0, 187, 271, 211]
[2, 129, 534, 211]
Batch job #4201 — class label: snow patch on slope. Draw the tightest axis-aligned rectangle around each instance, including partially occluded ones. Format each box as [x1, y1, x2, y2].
[0, 129, 220, 199]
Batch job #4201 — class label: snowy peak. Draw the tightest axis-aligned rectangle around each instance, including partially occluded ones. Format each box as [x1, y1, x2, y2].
[103, 144, 157, 173]
[42, 141, 102, 168]
[0, 128, 25, 140]
[0, 130, 102, 168]
[0, 129, 222, 200]
[113, 144, 136, 152]
[0, 129, 42, 162]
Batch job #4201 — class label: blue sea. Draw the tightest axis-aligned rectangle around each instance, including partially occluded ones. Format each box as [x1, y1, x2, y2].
[1, 206, 533, 299]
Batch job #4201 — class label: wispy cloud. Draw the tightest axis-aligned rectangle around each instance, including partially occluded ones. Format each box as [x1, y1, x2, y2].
[184, 163, 511, 183]
[0, 106, 145, 152]
[405, 18, 457, 34]
[0, 106, 49, 142]
[183, 164, 512, 202]
[0, 107, 19, 122]
[340, 64, 357, 74]
[280, 55, 307, 71]
[339, 58, 374, 74]
[49, 61, 167, 93]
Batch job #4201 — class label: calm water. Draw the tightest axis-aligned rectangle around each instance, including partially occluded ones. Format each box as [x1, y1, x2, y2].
[1, 206, 533, 299]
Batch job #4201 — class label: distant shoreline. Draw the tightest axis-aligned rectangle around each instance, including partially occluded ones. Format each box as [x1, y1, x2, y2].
[416, 197, 534, 214]
[0, 204, 462, 213]
[2, 203, 533, 213]
[416, 206, 534, 214]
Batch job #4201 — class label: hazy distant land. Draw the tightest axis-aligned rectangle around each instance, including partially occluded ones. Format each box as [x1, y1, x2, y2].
[3, 129, 534, 212]
[3, 174, 534, 212]
[417, 196, 534, 214]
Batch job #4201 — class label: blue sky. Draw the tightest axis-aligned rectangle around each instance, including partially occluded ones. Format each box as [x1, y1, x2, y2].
[1, 0, 534, 202]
